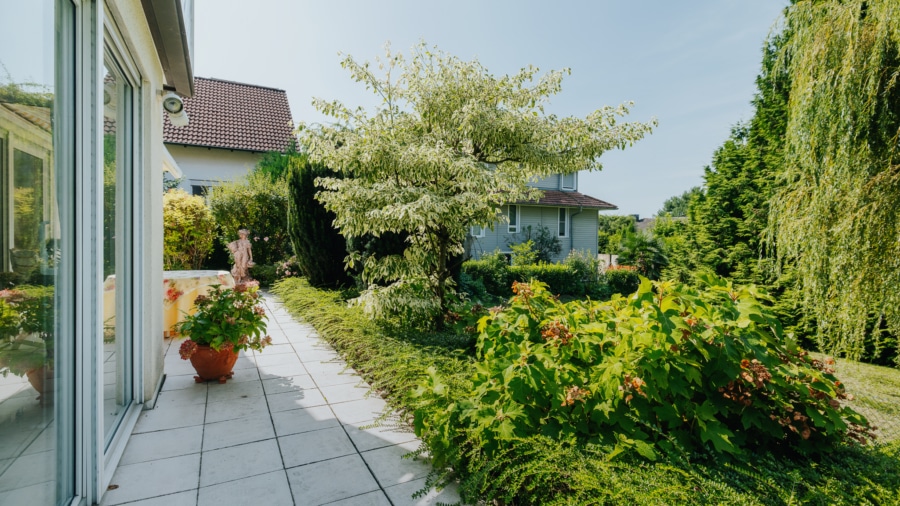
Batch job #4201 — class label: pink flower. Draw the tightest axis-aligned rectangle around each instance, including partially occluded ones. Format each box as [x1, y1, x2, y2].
[263, 237, 269, 242]
[254, 236, 260, 241]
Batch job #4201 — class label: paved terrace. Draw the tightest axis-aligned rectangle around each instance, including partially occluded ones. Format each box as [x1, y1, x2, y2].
[101, 294, 461, 506]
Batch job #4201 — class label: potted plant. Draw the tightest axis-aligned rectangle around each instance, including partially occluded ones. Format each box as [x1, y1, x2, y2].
[175, 282, 271, 383]
[0, 286, 54, 401]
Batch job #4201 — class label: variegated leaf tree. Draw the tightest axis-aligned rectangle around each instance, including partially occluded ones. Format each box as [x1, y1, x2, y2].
[770, 0, 900, 360]
[302, 43, 655, 327]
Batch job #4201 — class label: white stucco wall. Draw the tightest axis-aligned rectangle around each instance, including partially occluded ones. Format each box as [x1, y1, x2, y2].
[165, 144, 263, 192]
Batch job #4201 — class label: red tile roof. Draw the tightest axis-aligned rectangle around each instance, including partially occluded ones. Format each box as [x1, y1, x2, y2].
[163, 77, 294, 152]
[517, 190, 617, 210]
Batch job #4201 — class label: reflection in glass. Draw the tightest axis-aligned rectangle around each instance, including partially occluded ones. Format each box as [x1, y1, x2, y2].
[0, 0, 61, 503]
[102, 65, 132, 443]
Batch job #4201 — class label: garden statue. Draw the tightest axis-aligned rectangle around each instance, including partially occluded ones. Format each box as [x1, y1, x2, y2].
[227, 228, 254, 284]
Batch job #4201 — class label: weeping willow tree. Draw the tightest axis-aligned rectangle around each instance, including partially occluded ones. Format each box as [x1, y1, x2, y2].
[770, 0, 900, 361]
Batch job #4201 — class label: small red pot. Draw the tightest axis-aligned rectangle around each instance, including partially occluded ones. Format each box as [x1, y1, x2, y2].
[189, 344, 239, 384]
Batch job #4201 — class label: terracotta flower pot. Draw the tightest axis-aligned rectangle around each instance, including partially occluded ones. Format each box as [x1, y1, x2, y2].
[189, 344, 239, 384]
[26, 366, 53, 403]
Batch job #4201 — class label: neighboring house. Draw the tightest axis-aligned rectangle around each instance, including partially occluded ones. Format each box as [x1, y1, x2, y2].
[467, 173, 616, 262]
[163, 76, 295, 195]
[1, 1, 195, 503]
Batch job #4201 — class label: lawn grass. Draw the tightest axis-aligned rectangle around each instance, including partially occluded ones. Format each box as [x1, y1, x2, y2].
[827, 356, 900, 443]
[273, 277, 900, 505]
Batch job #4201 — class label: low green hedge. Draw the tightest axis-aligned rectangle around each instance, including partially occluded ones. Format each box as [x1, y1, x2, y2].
[272, 277, 900, 506]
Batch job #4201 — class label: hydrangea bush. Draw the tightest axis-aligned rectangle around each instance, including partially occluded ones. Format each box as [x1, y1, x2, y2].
[176, 283, 271, 359]
[414, 276, 873, 462]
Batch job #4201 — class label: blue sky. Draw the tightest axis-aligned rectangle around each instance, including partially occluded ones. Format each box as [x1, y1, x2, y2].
[194, 0, 788, 218]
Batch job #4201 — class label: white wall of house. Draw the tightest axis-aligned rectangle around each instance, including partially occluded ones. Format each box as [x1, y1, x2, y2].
[165, 144, 262, 192]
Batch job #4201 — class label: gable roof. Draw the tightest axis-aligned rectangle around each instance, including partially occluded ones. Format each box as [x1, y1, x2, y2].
[163, 77, 294, 153]
[517, 190, 617, 210]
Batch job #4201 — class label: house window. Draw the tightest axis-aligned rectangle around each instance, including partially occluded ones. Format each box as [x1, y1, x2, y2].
[0, 0, 76, 503]
[558, 208, 568, 237]
[191, 184, 211, 196]
[561, 172, 576, 190]
[508, 205, 519, 233]
[470, 225, 486, 238]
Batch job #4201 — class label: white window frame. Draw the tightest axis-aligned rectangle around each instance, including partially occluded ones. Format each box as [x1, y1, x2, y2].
[558, 207, 569, 238]
[470, 225, 486, 238]
[561, 172, 576, 191]
[508, 205, 520, 234]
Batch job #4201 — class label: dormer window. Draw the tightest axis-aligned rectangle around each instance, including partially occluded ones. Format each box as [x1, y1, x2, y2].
[561, 172, 576, 190]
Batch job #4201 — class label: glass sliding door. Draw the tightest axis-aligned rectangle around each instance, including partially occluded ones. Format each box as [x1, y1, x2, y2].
[0, 0, 74, 504]
[101, 61, 134, 446]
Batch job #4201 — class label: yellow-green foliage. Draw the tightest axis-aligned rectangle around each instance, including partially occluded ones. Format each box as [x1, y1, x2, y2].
[162, 189, 215, 270]
[771, 0, 900, 361]
[207, 171, 291, 266]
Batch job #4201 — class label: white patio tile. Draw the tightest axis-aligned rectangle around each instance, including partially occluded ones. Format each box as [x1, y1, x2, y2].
[202, 413, 274, 451]
[162, 374, 209, 392]
[320, 382, 372, 404]
[134, 403, 206, 434]
[164, 358, 199, 377]
[255, 353, 304, 369]
[384, 478, 462, 506]
[119, 425, 203, 465]
[199, 439, 283, 487]
[278, 426, 356, 468]
[262, 373, 317, 395]
[205, 379, 264, 403]
[285, 454, 380, 505]
[116, 489, 198, 506]
[326, 490, 392, 506]
[198, 470, 292, 506]
[329, 398, 389, 425]
[204, 395, 269, 424]
[361, 443, 430, 488]
[344, 421, 419, 453]
[258, 363, 310, 380]
[271, 405, 339, 437]
[0, 451, 53, 492]
[231, 356, 258, 371]
[297, 348, 340, 363]
[266, 388, 328, 412]
[256, 343, 296, 355]
[225, 367, 260, 383]
[154, 386, 209, 407]
[305, 363, 362, 388]
[102, 453, 200, 505]
[0, 480, 55, 506]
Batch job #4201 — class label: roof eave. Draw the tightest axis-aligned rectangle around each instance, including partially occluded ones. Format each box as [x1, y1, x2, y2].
[142, 0, 194, 97]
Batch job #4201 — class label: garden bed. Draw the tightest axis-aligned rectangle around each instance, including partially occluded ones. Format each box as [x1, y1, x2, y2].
[273, 277, 900, 505]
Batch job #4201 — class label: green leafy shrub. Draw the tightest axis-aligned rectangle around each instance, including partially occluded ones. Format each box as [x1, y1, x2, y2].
[162, 189, 216, 270]
[508, 263, 581, 295]
[207, 171, 291, 267]
[510, 239, 538, 266]
[617, 230, 668, 279]
[564, 250, 602, 296]
[415, 276, 873, 464]
[249, 264, 277, 287]
[462, 251, 511, 296]
[509, 225, 561, 263]
[603, 265, 641, 296]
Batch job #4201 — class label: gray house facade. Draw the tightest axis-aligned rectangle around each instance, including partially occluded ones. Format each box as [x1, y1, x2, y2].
[467, 172, 616, 262]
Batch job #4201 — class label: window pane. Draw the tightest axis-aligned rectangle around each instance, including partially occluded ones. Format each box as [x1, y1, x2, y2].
[508, 205, 517, 232]
[102, 64, 133, 443]
[562, 173, 575, 189]
[0, 0, 68, 503]
[558, 208, 567, 236]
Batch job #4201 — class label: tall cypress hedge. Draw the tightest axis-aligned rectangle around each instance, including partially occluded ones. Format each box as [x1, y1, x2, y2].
[286, 156, 351, 288]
